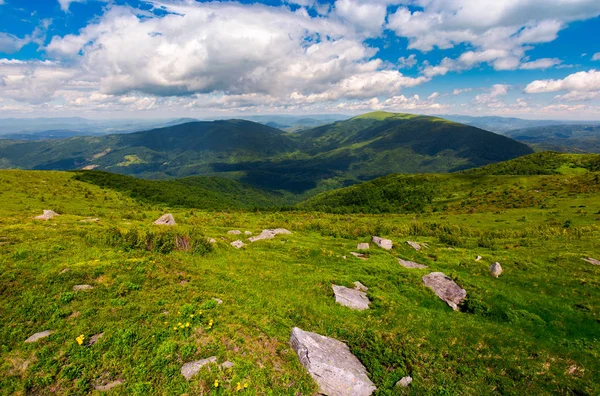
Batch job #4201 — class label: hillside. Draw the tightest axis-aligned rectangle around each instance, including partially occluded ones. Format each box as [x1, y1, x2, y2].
[0, 112, 534, 193]
[1, 168, 599, 395]
[503, 124, 600, 153]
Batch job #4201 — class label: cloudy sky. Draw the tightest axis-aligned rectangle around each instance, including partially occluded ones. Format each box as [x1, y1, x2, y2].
[1, 0, 600, 119]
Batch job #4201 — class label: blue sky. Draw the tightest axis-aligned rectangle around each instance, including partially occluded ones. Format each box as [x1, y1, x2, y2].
[1, 0, 600, 119]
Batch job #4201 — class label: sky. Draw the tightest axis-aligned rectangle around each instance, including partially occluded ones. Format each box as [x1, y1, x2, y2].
[1, 0, 600, 120]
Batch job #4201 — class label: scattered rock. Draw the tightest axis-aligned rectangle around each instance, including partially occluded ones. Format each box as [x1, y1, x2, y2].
[406, 241, 421, 251]
[343, 256, 347, 260]
[476, 255, 483, 261]
[290, 327, 376, 396]
[490, 262, 503, 278]
[181, 356, 217, 380]
[396, 376, 413, 388]
[208, 238, 217, 244]
[583, 257, 600, 266]
[94, 379, 124, 392]
[213, 297, 223, 305]
[73, 284, 93, 291]
[248, 228, 292, 242]
[88, 333, 104, 346]
[60, 268, 70, 274]
[244, 231, 253, 235]
[398, 259, 428, 269]
[154, 214, 176, 226]
[332, 283, 370, 310]
[371, 236, 393, 250]
[220, 361, 235, 369]
[230, 240, 245, 249]
[228, 230, 242, 235]
[34, 210, 59, 221]
[422, 272, 467, 311]
[25, 330, 54, 343]
[350, 252, 368, 260]
[357, 243, 370, 250]
[80, 218, 100, 223]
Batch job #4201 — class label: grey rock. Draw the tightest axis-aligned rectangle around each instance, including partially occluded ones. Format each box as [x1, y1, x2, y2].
[407, 241, 421, 251]
[357, 243, 370, 250]
[154, 214, 176, 226]
[350, 252, 368, 260]
[88, 332, 104, 346]
[398, 259, 428, 269]
[244, 231, 253, 235]
[353, 281, 368, 292]
[25, 330, 54, 343]
[208, 237, 217, 244]
[490, 262, 503, 278]
[213, 297, 223, 305]
[181, 356, 217, 380]
[396, 376, 413, 387]
[583, 257, 600, 266]
[94, 379, 124, 392]
[476, 255, 483, 261]
[422, 272, 467, 311]
[332, 284, 370, 310]
[80, 218, 100, 223]
[220, 361, 235, 369]
[227, 230, 242, 235]
[73, 284, 93, 291]
[371, 236, 393, 250]
[248, 228, 292, 242]
[34, 210, 59, 220]
[290, 327, 376, 396]
[230, 240, 245, 249]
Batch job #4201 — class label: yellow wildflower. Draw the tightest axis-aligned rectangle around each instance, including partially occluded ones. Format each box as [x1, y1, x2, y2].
[190, 314, 194, 318]
[236, 382, 242, 391]
[178, 322, 182, 326]
[173, 327, 178, 331]
[75, 334, 85, 345]
[185, 322, 190, 328]
[214, 379, 219, 388]
[244, 383, 249, 388]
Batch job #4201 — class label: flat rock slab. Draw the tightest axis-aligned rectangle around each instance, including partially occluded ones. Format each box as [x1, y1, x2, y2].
[220, 361, 234, 369]
[490, 262, 503, 278]
[398, 259, 428, 269]
[407, 241, 421, 251]
[25, 330, 54, 343]
[230, 240, 245, 249]
[34, 210, 59, 220]
[73, 284, 93, 291]
[248, 228, 292, 242]
[583, 257, 600, 266]
[371, 236, 393, 250]
[94, 379, 124, 392]
[181, 356, 217, 380]
[154, 214, 176, 226]
[422, 272, 467, 311]
[227, 230, 242, 235]
[290, 327, 376, 396]
[244, 231, 253, 235]
[357, 243, 370, 250]
[350, 252, 368, 260]
[332, 284, 370, 310]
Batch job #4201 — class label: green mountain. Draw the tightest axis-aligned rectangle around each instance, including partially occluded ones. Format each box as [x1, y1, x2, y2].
[0, 112, 533, 193]
[502, 124, 600, 153]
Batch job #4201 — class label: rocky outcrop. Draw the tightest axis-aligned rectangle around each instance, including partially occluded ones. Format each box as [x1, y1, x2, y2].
[490, 262, 503, 278]
[73, 284, 93, 291]
[583, 257, 600, 266]
[227, 230, 242, 235]
[154, 214, 176, 226]
[350, 252, 368, 260]
[396, 376, 413, 388]
[25, 330, 54, 343]
[422, 272, 467, 311]
[34, 210, 59, 220]
[248, 228, 292, 242]
[181, 356, 217, 380]
[230, 240, 245, 249]
[398, 259, 428, 269]
[290, 327, 376, 396]
[371, 236, 392, 250]
[357, 243, 370, 250]
[332, 283, 370, 310]
[406, 241, 421, 251]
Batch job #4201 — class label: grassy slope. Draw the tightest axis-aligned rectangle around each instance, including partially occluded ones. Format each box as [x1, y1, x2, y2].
[0, 169, 599, 395]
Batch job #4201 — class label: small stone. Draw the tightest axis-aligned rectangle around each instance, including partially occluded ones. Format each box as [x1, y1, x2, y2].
[208, 238, 217, 244]
[398, 259, 428, 269]
[25, 330, 54, 343]
[73, 284, 93, 291]
[422, 272, 467, 311]
[181, 356, 217, 380]
[94, 379, 124, 392]
[60, 268, 70, 274]
[154, 214, 176, 226]
[476, 255, 483, 261]
[290, 327, 376, 395]
[371, 236, 393, 250]
[407, 241, 421, 251]
[332, 284, 370, 310]
[350, 252, 368, 260]
[396, 376, 412, 388]
[230, 240, 245, 249]
[357, 243, 370, 250]
[227, 230, 242, 235]
[490, 262, 503, 278]
[248, 228, 292, 242]
[220, 361, 234, 369]
[343, 256, 347, 259]
[212, 298, 223, 305]
[80, 218, 100, 223]
[244, 231, 252, 235]
[34, 210, 59, 220]
[88, 333, 104, 346]
[583, 257, 600, 266]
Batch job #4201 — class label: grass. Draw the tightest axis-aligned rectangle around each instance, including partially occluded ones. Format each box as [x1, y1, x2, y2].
[0, 169, 599, 395]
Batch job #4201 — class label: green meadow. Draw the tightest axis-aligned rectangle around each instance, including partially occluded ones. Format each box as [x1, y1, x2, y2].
[0, 164, 599, 395]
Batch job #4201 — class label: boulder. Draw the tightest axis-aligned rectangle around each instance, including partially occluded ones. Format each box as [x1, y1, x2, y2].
[357, 243, 370, 250]
[181, 356, 217, 380]
[490, 262, 503, 278]
[154, 214, 176, 226]
[396, 376, 413, 388]
[332, 283, 370, 310]
[398, 259, 428, 269]
[406, 241, 421, 251]
[583, 257, 600, 266]
[371, 236, 392, 250]
[422, 272, 467, 311]
[73, 284, 93, 291]
[34, 210, 59, 221]
[290, 327, 376, 396]
[230, 240, 245, 249]
[227, 230, 242, 235]
[350, 252, 368, 260]
[25, 330, 54, 343]
[248, 228, 292, 242]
